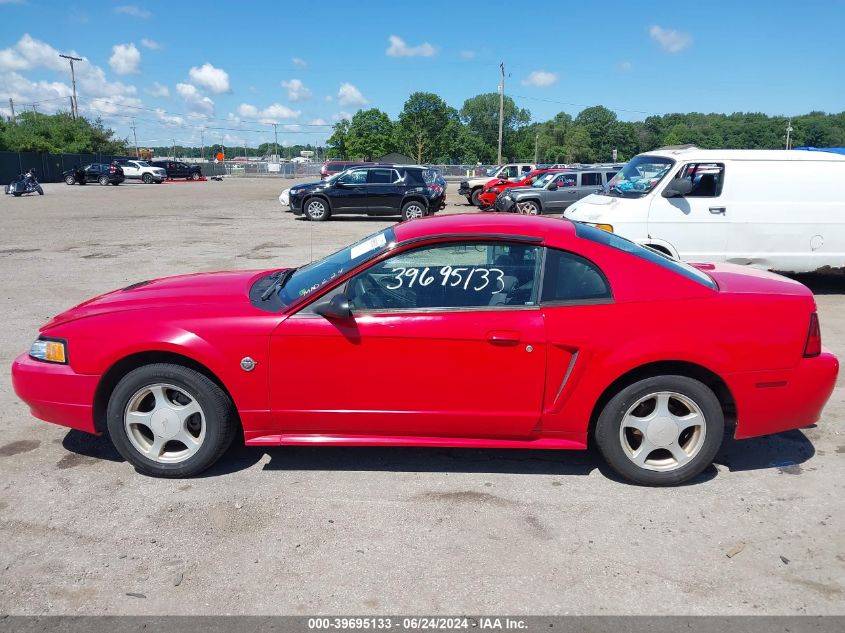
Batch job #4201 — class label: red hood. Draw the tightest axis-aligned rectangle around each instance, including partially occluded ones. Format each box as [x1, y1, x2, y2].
[41, 269, 281, 330]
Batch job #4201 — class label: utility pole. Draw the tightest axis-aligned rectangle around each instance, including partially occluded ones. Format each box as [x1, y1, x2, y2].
[130, 119, 139, 157]
[785, 120, 793, 150]
[272, 123, 279, 161]
[497, 62, 505, 166]
[534, 132, 539, 164]
[59, 54, 83, 119]
[172, 139, 176, 159]
[8, 98, 15, 124]
[200, 129, 205, 162]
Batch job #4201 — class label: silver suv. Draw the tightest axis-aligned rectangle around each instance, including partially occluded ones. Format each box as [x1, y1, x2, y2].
[493, 169, 619, 214]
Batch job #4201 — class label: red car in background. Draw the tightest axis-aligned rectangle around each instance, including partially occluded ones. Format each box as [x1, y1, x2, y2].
[320, 160, 374, 179]
[11, 214, 837, 485]
[477, 168, 565, 209]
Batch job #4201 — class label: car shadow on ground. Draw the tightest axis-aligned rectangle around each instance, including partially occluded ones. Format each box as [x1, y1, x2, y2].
[59, 428, 816, 483]
[785, 272, 845, 295]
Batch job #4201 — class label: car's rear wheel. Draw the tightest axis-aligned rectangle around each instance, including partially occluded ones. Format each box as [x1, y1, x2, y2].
[470, 189, 482, 207]
[517, 200, 540, 215]
[106, 363, 237, 478]
[595, 375, 724, 486]
[64, 175, 75, 185]
[191, 172, 200, 180]
[142, 173, 153, 184]
[98, 175, 109, 186]
[401, 200, 426, 221]
[304, 198, 330, 221]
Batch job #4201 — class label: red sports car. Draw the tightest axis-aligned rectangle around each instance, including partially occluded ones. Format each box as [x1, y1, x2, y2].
[11, 215, 837, 485]
[476, 169, 565, 209]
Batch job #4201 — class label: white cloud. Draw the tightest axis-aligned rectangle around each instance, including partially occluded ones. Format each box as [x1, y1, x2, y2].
[324, 95, 333, 102]
[176, 82, 214, 115]
[237, 102, 301, 123]
[155, 108, 182, 125]
[337, 82, 367, 106]
[188, 62, 230, 93]
[309, 118, 328, 126]
[0, 34, 71, 73]
[140, 38, 161, 50]
[146, 81, 169, 97]
[332, 111, 352, 122]
[291, 57, 307, 68]
[385, 35, 436, 57]
[114, 5, 150, 18]
[281, 78, 311, 101]
[617, 61, 633, 72]
[521, 70, 558, 87]
[109, 43, 141, 75]
[460, 50, 476, 60]
[649, 25, 693, 53]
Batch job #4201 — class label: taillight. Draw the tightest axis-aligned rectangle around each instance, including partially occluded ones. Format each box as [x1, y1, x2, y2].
[429, 184, 444, 195]
[804, 313, 821, 357]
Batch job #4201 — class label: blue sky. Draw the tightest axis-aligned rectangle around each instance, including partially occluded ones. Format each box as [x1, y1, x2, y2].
[1, 0, 843, 149]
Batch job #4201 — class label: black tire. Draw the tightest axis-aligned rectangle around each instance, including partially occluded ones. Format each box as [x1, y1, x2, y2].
[142, 173, 153, 184]
[64, 175, 75, 185]
[190, 172, 200, 180]
[518, 200, 541, 215]
[594, 375, 724, 486]
[464, 196, 472, 205]
[304, 197, 330, 221]
[98, 175, 109, 186]
[106, 363, 237, 478]
[13, 192, 21, 197]
[36, 185, 43, 195]
[401, 200, 427, 221]
[470, 188, 482, 207]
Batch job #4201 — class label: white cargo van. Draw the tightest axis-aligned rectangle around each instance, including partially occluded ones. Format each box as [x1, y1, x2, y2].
[563, 147, 845, 273]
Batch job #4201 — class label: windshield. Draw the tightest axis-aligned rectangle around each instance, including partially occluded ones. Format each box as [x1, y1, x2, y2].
[277, 228, 397, 306]
[136, 160, 150, 167]
[603, 155, 675, 198]
[533, 173, 558, 188]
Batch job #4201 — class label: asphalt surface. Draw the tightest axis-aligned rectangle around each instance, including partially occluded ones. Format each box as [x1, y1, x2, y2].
[0, 177, 843, 615]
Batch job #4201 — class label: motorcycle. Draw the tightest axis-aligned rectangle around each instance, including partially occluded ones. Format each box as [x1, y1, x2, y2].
[5, 169, 44, 197]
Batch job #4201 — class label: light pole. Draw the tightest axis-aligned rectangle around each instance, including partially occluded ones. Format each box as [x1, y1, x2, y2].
[497, 62, 505, 165]
[59, 54, 83, 119]
[785, 120, 794, 150]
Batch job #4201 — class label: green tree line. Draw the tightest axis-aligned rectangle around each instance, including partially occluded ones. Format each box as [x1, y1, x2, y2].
[0, 111, 127, 154]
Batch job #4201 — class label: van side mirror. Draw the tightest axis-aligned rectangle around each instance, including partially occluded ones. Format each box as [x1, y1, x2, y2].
[662, 178, 693, 198]
[313, 293, 352, 319]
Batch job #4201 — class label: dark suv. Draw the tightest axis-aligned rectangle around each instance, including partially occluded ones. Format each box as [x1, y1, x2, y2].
[150, 160, 203, 180]
[62, 163, 125, 186]
[289, 165, 446, 221]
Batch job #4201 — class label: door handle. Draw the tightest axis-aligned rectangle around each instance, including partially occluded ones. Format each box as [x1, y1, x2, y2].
[709, 207, 726, 215]
[487, 330, 521, 345]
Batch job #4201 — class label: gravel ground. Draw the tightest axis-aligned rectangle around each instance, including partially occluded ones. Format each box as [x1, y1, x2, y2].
[0, 178, 843, 615]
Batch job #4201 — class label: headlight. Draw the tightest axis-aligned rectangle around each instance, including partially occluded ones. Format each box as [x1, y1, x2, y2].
[30, 337, 67, 364]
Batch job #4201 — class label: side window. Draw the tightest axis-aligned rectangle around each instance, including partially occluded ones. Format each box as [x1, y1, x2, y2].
[521, 165, 532, 174]
[581, 172, 602, 187]
[88, 164, 100, 173]
[605, 171, 618, 183]
[502, 166, 519, 179]
[541, 249, 612, 303]
[676, 163, 725, 197]
[346, 241, 542, 312]
[554, 173, 577, 187]
[367, 169, 394, 184]
[338, 169, 368, 185]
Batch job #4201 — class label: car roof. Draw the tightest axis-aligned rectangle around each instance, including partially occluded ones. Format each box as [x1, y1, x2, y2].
[392, 212, 575, 246]
[642, 147, 845, 162]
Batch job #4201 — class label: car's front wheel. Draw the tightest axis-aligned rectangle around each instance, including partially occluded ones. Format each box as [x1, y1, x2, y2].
[142, 173, 153, 184]
[64, 175, 75, 185]
[106, 363, 237, 477]
[470, 189, 482, 207]
[191, 172, 200, 181]
[517, 200, 540, 215]
[595, 375, 724, 486]
[401, 200, 426, 221]
[304, 198, 330, 221]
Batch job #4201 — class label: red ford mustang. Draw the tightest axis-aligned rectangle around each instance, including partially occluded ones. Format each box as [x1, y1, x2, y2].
[11, 214, 838, 485]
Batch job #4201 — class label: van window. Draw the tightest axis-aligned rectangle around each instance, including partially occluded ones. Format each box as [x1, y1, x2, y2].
[581, 173, 602, 187]
[676, 163, 725, 197]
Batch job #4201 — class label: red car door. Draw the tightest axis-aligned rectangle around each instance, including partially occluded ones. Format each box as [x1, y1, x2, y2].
[269, 240, 547, 438]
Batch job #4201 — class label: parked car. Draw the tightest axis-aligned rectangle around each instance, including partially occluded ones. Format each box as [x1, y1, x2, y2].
[150, 160, 203, 180]
[114, 158, 167, 183]
[563, 148, 845, 273]
[289, 164, 445, 221]
[62, 163, 125, 186]
[495, 168, 616, 214]
[11, 214, 836, 484]
[320, 160, 374, 180]
[459, 163, 536, 206]
[477, 168, 566, 209]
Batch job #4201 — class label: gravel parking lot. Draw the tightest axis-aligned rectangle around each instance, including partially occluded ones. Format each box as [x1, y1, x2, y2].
[0, 177, 843, 615]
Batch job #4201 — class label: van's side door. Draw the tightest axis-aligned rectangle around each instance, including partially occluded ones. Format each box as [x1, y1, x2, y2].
[647, 162, 728, 261]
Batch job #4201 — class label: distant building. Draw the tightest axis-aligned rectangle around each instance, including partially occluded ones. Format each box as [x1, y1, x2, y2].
[377, 152, 415, 164]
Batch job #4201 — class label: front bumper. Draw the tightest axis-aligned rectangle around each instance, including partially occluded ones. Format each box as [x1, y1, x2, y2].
[478, 191, 497, 208]
[729, 349, 839, 439]
[11, 353, 100, 435]
[494, 196, 516, 212]
[458, 181, 471, 196]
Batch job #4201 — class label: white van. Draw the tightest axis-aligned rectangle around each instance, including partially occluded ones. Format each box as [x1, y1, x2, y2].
[563, 147, 845, 273]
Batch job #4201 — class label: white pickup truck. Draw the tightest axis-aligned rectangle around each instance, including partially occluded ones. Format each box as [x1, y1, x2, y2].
[458, 163, 536, 206]
[115, 159, 167, 184]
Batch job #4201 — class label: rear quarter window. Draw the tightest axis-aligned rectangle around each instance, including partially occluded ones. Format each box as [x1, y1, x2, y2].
[541, 249, 612, 303]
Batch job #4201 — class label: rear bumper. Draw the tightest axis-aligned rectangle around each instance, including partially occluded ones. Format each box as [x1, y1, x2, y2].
[11, 353, 100, 435]
[729, 349, 839, 439]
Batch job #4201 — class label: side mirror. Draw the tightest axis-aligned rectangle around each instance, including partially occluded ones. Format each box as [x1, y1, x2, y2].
[662, 178, 693, 198]
[548, 183, 558, 191]
[313, 293, 352, 319]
